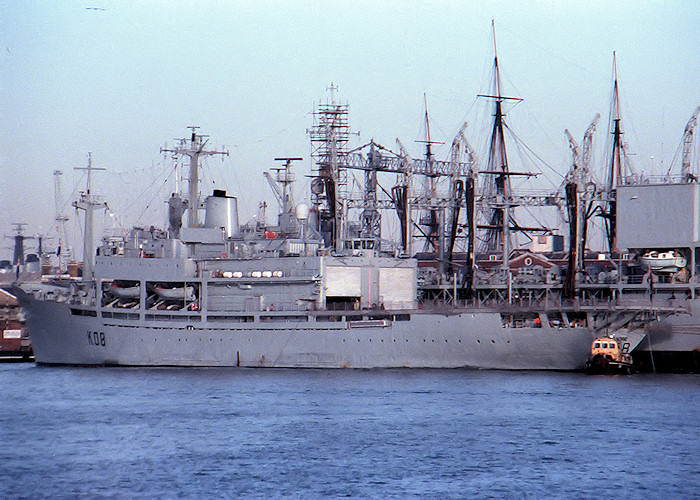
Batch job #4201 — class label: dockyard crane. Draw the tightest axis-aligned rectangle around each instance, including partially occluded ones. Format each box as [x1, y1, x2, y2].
[579, 114, 601, 256]
[681, 107, 700, 182]
[565, 129, 581, 171]
[446, 122, 478, 276]
[561, 113, 602, 297]
[565, 113, 600, 185]
[395, 138, 412, 162]
[394, 138, 413, 254]
[450, 122, 470, 167]
[581, 113, 601, 179]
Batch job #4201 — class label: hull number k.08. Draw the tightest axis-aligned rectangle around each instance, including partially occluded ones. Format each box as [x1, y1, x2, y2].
[87, 331, 106, 347]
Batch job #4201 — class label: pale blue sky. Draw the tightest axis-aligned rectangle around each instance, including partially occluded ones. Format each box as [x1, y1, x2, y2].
[1, 0, 698, 259]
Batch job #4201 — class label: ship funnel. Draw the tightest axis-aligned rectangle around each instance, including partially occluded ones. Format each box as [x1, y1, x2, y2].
[204, 190, 239, 238]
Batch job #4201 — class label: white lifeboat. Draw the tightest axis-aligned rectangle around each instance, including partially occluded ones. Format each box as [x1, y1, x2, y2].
[640, 250, 687, 272]
[110, 283, 140, 299]
[154, 285, 195, 301]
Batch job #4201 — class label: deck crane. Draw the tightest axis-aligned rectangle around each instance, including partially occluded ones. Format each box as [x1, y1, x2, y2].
[264, 158, 302, 234]
[263, 171, 285, 209]
[681, 107, 700, 182]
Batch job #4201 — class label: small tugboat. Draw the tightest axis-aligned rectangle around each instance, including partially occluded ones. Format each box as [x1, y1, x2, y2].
[585, 336, 634, 375]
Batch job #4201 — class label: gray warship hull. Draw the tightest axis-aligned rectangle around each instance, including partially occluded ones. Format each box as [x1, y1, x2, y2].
[17, 291, 594, 369]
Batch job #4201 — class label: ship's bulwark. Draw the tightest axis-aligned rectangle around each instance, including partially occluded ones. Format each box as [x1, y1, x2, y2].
[18, 291, 593, 370]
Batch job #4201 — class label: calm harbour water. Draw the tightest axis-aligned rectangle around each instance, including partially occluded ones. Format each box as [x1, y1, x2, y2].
[0, 363, 698, 499]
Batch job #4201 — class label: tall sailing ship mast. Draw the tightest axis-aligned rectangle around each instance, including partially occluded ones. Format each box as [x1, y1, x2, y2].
[477, 22, 536, 271]
[417, 94, 443, 253]
[601, 53, 633, 254]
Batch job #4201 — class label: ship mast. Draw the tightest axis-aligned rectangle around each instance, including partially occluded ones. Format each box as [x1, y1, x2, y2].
[309, 84, 351, 251]
[603, 53, 630, 254]
[478, 21, 523, 269]
[417, 94, 442, 252]
[73, 153, 106, 279]
[53, 169, 72, 269]
[393, 138, 412, 255]
[161, 127, 229, 228]
[362, 143, 381, 242]
[10, 223, 29, 267]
